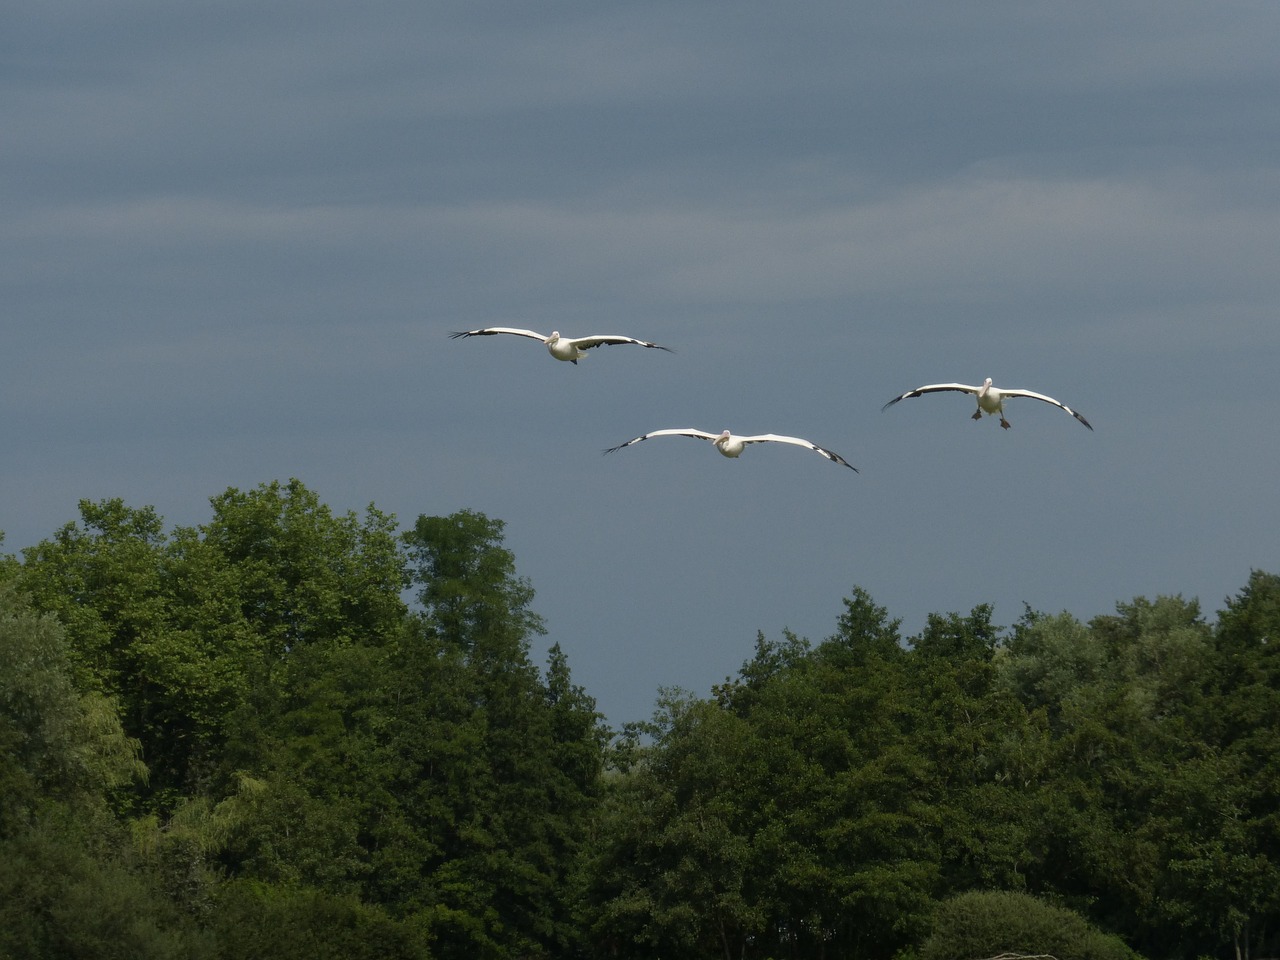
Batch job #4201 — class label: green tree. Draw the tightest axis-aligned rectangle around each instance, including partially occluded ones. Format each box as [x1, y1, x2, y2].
[582, 690, 768, 959]
[0, 824, 216, 960]
[15, 481, 408, 809]
[584, 589, 943, 959]
[197, 479, 407, 659]
[389, 510, 602, 959]
[0, 583, 210, 959]
[905, 605, 1042, 895]
[920, 890, 1137, 960]
[404, 509, 544, 659]
[1194, 571, 1280, 959]
[18, 499, 170, 705]
[0, 582, 145, 834]
[210, 881, 429, 960]
[217, 639, 397, 897]
[998, 608, 1107, 730]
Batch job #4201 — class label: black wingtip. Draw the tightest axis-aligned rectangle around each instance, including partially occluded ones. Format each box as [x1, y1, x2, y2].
[831, 455, 859, 473]
[448, 331, 470, 339]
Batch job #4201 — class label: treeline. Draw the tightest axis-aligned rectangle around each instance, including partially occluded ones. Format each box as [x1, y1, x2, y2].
[1, 479, 1277, 959]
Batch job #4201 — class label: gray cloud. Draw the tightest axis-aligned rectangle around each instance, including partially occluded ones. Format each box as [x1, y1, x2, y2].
[3, 0, 1278, 725]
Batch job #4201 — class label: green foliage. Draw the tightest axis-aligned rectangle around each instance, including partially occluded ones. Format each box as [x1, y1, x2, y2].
[0, 582, 211, 957]
[920, 890, 1137, 960]
[581, 580, 1280, 959]
[595, 692, 769, 957]
[209, 881, 429, 960]
[582, 593, 950, 959]
[387, 510, 600, 958]
[998, 609, 1104, 727]
[8, 485, 605, 958]
[0, 583, 145, 833]
[404, 509, 544, 656]
[8, 489, 1280, 960]
[0, 821, 215, 960]
[911, 603, 999, 661]
[14, 481, 409, 809]
[202, 501, 603, 958]
[198, 479, 407, 656]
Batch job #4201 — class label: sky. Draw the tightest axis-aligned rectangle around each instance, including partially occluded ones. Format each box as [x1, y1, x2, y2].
[4, 1, 1279, 728]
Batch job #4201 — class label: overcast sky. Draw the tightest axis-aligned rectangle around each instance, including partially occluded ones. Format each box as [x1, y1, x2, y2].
[4, 1, 1279, 727]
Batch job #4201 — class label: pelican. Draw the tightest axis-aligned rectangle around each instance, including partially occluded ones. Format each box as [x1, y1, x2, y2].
[605, 429, 858, 471]
[449, 327, 673, 364]
[882, 378, 1092, 430]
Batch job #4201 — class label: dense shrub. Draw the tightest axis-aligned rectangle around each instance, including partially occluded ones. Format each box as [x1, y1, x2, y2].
[920, 890, 1138, 960]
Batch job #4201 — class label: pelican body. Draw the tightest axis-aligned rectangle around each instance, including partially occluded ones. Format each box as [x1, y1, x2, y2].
[883, 378, 1092, 430]
[606, 428, 857, 471]
[450, 327, 672, 364]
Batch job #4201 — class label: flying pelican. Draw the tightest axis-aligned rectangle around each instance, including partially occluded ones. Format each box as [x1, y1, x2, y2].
[605, 429, 858, 471]
[449, 327, 673, 364]
[882, 378, 1092, 430]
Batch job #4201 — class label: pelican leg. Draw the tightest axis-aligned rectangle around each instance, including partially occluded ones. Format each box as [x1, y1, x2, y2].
[971, 409, 982, 421]
[999, 417, 1011, 429]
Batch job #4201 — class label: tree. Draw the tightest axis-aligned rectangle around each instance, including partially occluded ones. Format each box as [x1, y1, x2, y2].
[404, 509, 544, 660]
[998, 609, 1106, 730]
[583, 589, 946, 960]
[0, 582, 145, 834]
[15, 482, 409, 810]
[920, 890, 1137, 960]
[197, 479, 407, 659]
[0, 583, 209, 959]
[210, 881, 429, 960]
[828, 585, 904, 665]
[381, 509, 600, 958]
[581, 690, 769, 960]
[1198, 571, 1280, 959]
[17, 499, 170, 700]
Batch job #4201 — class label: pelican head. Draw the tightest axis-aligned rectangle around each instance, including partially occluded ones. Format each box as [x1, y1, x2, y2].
[547, 331, 561, 344]
[979, 378, 993, 396]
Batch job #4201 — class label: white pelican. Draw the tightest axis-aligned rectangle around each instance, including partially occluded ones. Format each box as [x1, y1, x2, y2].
[882, 378, 1092, 430]
[605, 429, 858, 471]
[449, 327, 673, 364]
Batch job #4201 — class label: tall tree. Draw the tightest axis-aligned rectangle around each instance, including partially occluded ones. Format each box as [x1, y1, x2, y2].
[0, 583, 212, 959]
[197, 478, 407, 658]
[386, 509, 600, 959]
[15, 481, 408, 809]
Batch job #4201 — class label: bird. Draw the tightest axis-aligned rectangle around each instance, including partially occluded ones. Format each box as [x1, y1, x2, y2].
[605, 429, 858, 470]
[449, 327, 673, 364]
[882, 378, 1092, 430]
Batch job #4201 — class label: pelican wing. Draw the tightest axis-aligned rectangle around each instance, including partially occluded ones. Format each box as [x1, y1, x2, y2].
[604, 428, 718, 454]
[738, 434, 859, 471]
[449, 327, 548, 342]
[881, 382, 981, 411]
[568, 335, 673, 352]
[999, 389, 1093, 429]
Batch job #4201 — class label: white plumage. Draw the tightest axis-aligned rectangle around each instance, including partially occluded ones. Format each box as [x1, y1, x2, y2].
[605, 429, 857, 471]
[450, 327, 672, 364]
[883, 378, 1092, 430]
